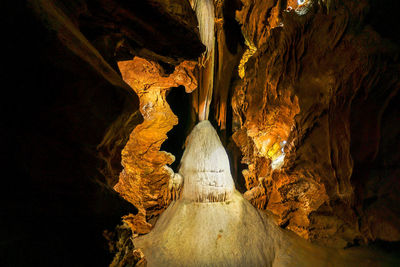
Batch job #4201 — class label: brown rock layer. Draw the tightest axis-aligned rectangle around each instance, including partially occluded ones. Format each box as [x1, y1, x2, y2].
[233, 0, 400, 247]
[78, 0, 205, 65]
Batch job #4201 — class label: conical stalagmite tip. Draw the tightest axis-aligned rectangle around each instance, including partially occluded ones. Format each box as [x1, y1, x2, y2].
[191, 120, 213, 132]
[179, 120, 235, 202]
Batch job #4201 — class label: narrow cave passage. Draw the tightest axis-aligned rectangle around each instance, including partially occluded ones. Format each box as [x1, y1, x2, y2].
[109, 0, 400, 265]
[7, 0, 400, 266]
[161, 86, 193, 171]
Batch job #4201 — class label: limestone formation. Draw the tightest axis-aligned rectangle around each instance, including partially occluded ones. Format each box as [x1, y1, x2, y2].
[233, 0, 400, 247]
[179, 120, 235, 202]
[133, 121, 399, 266]
[114, 57, 198, 234]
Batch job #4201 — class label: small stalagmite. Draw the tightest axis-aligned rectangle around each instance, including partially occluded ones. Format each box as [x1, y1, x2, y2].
[133, 121, 397, 267]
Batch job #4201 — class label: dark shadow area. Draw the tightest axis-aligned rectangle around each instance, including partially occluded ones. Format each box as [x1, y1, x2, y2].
[1, 2, 137, 266]
[223, 0, 245, 54]
[365, 0, 400, 45]
[369, 240, 400, 255]
[208, 89, 247, 193]
[350, 66, 400, 251]
[161, 86, 193, 171]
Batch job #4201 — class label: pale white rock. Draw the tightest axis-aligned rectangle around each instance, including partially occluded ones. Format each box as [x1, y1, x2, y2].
[165, 166, 183, 200]
[172, 173, 183, 191]
[179, 120, 235, 202]
[171, 173, 183, 200]
[133, 121, 398, 267]
[191, 0, 214, 57]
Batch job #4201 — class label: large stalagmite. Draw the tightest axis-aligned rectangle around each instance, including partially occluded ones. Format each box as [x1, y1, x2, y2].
[133, 121, 274, 266]
[179, 120, 234, 202]
[133, 121, 397, 266]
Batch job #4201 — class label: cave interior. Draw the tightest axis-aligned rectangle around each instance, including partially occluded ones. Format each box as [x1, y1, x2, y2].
[2, 0, 400, 266]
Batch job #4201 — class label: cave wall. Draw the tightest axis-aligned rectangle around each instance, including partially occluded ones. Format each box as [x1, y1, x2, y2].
[114, 57, 197, 235]
[1, 0, 202, 266]
[233, 0, 400, 247]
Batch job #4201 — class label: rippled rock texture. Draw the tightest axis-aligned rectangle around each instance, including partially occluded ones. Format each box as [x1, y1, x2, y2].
[233, 0, 400, 247]
[114, 57, 197, 235]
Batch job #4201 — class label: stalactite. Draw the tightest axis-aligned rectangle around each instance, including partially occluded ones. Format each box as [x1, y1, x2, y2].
[212, 1, 244, 130]
[190, 0, 215, 121]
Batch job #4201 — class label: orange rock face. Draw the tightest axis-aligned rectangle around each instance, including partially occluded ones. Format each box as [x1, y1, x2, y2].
[114, 57, 197, 234]
[233, 0, 400, 247]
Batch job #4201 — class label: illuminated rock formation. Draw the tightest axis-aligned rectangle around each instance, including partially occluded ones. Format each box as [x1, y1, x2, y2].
[190, 0, 216, 121]
[5, 0, 399, 266]
[133, 120, 271, 266]
[114, 57, 197, 234]
[233, 0, 400, 248]
[110, 0, 400, 254]
[133, 121, 398, 266]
